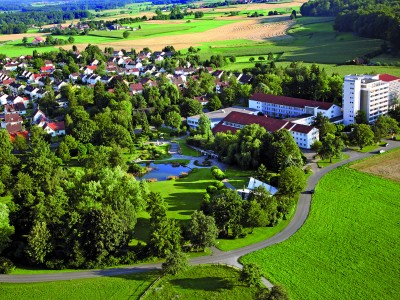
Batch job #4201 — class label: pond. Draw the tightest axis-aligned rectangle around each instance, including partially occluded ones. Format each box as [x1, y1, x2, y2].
[137, 163, 191, 181]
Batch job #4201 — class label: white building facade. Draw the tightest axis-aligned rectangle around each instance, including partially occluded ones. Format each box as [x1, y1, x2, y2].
[248, 93, 342, 125]
[342, 75, 389, 126]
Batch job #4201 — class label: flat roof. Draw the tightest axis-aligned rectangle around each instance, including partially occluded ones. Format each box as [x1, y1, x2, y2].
[188, 106, 258, 123]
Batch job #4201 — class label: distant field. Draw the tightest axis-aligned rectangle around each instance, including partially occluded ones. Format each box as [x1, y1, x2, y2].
[143, 265, 258, 300]
[241, 166, 400, 299]
[350, 147, 400, 182]
[0, 271, 158, 300]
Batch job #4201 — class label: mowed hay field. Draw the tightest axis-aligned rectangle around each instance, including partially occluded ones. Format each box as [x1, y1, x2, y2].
[350, 148, 400, 182]
[241, 166, 400, 299]
[0, 271, 158, 300]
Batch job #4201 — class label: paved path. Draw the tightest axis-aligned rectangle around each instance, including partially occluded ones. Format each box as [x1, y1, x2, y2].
[1, 140, 399, 284]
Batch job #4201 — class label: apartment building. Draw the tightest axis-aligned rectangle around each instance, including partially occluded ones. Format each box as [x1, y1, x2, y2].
[342, 75, 389, 125]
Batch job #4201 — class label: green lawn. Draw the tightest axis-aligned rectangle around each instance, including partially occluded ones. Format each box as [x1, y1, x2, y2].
[217, 207, 295, 251]
[132, 168, 216, 244]
[241, 166, 400, 299]
[171, 138, 201, 157]
[143, 265, 259, 300]
[351, 141, 387, 153]
[0, 271, 158, 300]
[317, 153, 350, 168]
[224, 167, 254, 189]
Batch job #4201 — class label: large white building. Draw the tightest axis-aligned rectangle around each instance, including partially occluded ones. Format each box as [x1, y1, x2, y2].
[187, 106, 258, 129]
[248, 93, 342, 125]
[342, 75, 389, 126]
[379, 74, 400, 108]
[212, 111, 319, 149]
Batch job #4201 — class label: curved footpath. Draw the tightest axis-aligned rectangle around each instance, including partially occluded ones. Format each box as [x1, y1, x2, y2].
[1, 140, 399, 284]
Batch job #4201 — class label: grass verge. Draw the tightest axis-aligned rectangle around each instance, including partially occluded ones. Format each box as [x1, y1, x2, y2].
[241, 166, 400, 299]
[317, 153, 350, 168]
[0, 271, 158, 300]
[143, 265, 258, 300]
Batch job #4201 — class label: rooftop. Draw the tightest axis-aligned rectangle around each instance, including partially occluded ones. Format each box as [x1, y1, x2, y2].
[250, 93, 334, 110]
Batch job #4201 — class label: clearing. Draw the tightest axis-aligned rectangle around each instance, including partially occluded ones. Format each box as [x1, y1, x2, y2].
[241, 166, 400, 299]
[350, 147, 400, 182]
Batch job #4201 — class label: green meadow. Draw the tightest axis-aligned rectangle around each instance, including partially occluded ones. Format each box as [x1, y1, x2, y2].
[241, 166, 400, 299]
[143, 265, 258, 300]
[0, 271, 158, 300]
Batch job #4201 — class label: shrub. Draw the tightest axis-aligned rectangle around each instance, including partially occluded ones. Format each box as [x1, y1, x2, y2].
[162, 251, 189, 275]
[167, 176, 179, 180]
[146, 178, 158, 182]
[206, 185, 218, 194]
[179, 172, 189, 178]
[213, 181, 225, 189]
[211, 168, 226, 180]
[0, 257, 15, 274]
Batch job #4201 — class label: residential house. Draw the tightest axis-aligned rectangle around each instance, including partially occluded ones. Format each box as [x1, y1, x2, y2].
[42, 121, 65, 136]
[129, 83, 144, 94]
[9, 82, 25, 94]
[24, 85, 39, 98]
[32, 36, 44, 45]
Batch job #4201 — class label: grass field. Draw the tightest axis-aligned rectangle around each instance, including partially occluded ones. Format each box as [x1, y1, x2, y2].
[171, 138, 201, 157]
[0, 271, 158, 300]
[351, 147, 400, 182]
[317, 153, 350, 168]
[143, 265, 258, 300]
[132, 168, 216, 244]
[241, 166, 400, 299]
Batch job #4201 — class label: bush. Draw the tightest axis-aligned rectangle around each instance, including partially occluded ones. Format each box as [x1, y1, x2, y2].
[211, 168, 226, 180]
[46, 259, 66, 270]
[162, 251, 189, 275]
[0, 257, 15, 274]
[213, 181, 225, 189]
[207, 185, 218, 194]
[179, 172, 189, 178]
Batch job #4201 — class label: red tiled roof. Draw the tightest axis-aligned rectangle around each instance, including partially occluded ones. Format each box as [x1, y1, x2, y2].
[47, 121, 65, 131]
[292, 123, 315, 134]
[250, 93, 334, 110]
[6, 123, 22, 134]
[212, 111, 316, 135]
[40, 66, 54, 71]
[130, 83, 143, 91]
[379, 74, 400, 82]
[5, 112, 22, 123]
[86, 65, 97, 70]
[212, 123, 239, 134]
[10, 130, 29, 142]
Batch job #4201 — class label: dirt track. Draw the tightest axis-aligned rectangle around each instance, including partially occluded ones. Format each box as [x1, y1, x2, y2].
[70, 16, 295, 52]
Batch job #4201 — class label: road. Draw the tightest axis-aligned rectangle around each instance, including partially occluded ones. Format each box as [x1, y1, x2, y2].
[0, 140, 399, 283]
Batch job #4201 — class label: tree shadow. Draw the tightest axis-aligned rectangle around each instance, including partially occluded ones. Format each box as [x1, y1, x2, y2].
[170, 277, 233, 291]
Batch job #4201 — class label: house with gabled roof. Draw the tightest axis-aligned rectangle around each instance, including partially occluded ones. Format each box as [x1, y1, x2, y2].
[129, 83, 143, 94]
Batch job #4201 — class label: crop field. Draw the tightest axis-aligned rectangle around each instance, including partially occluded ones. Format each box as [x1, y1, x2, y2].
[143, 265, 258, 300]
[241, 166, 400, 299]
[350, 147, 400, 182]
[0, 271, 158, 300]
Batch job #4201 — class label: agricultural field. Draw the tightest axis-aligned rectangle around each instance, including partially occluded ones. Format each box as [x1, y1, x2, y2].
[143, 265, 259, 300]
[241, 166, 400, 299]
[350, 147, 400, 182]
[0, 271, 158, 300]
